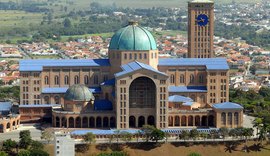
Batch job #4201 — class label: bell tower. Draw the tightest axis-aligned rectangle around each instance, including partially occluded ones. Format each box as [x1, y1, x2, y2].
[188, 0, 214, 58]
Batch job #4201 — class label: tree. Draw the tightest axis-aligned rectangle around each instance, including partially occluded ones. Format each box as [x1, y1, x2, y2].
[19, 130, 32, 149]
[258, 87, 270, 97]
[189, 129, 199, 141]
[2, 139, 17, 154]
[120, 131, 132, 143]
[29, 149, 49, 156]
[63, 18, 72, 28]
[187, 152, 201, 156]
[178, 130, 189, 142]
[30, 140, 44, 150]
[83, 132, 96, 144]
[0, 151, 8, 156]
[229, 128, 238, 140]
[219, 127, 229, 141]
[18, 150, 31, 156]
[150, 128, 165, 143]
[242, 128, 253, 152]
[41, 129, 53, 143]
[200, 132, 208, 141]
[141, 125, 155, 142]
[253, 118, 263, 142]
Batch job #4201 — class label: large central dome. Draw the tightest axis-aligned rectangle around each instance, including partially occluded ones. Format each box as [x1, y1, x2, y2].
[109, 21, 157, 51]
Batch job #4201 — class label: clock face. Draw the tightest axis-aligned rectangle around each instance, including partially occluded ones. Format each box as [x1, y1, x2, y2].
[196, 14, 209, 26]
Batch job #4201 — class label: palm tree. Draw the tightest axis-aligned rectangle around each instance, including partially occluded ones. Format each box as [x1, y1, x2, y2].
[242, 128, 253, 152]
[252, 118, 262, 142]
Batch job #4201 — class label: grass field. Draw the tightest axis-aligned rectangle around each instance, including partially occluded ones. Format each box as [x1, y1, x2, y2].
[0, 10, 42, 29]
[44, 141, 270, 156]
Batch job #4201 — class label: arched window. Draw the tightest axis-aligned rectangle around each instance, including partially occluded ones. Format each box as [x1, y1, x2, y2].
[190, 74, 195, 84]
[54, 96, 60, 104]
[170, 74, 175, 84]
[200, 95, 205, 103]
[74, 75, 79, 84]
[44, 76, 49, 85]
[54, 76, 59, 85]
[64, 76, 69, 85]
[221, 112, 226, 125]
[44, 96, 50, 104]
[199, 74, 204, 83]
[84, 75, 89, 84]
[94, 75, 98, 84]
[228, 112, 232, 125]
[180, 74, 185, 83]
[234, 112, 239, 125]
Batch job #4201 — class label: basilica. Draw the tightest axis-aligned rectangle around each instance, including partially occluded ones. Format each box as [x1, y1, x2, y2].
[17, 0, 243, 131]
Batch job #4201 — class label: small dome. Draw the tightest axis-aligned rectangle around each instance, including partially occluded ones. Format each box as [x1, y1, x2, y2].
[64, 84, 94, 101]
[109, 21, 157, 51]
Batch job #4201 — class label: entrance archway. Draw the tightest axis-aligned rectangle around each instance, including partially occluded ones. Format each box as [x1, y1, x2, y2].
[89, 117, 95, 128]
[195, 116, 200, 126]
[82, 117, 88, 128]
[55, 117, 60, 127]
[75, 117, 81, 128]
[201, 116, 207, 126]
[69, 117, 74, 128]
[103, 117, 109, 128]
[138, 116, 145, 127]
[110, 117, 116, 128]
[129, 77, 156, 108]
[147, 116, 155, 126]
[61, 117, 67, 128]
[96, 117, 102, 128]
[129, 116, 136, 128]
[175, 116, 180, 126]
[188, 116, 193, 126]
[208, 115, 214, 127]
[181, 116, 187, 126]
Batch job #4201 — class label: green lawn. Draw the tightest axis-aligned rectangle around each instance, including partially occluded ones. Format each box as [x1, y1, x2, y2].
[0, 10, 43, 28]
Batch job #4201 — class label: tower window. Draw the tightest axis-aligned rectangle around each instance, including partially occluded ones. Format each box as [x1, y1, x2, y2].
[129, 53, 132, 59]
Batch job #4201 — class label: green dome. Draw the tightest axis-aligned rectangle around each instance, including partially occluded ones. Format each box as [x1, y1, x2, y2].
[64, 84, 94, 101]
[109, 22, 157, 51]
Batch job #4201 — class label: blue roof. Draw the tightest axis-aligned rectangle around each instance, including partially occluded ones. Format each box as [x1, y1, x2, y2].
[213, 102, 243, 110]
[0, 102, 12, 111]
[169, 86, 207, 93]
[158, 58, 229, 70]
[42, 87, 101, 94]
[19, 59, 110, 71]
[168, 95, 193, 103]
[94, 100, 113, 111]
[115, 61, 167, 77]
[100, 78, 115, 86]
[19, 104, 61, 108]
